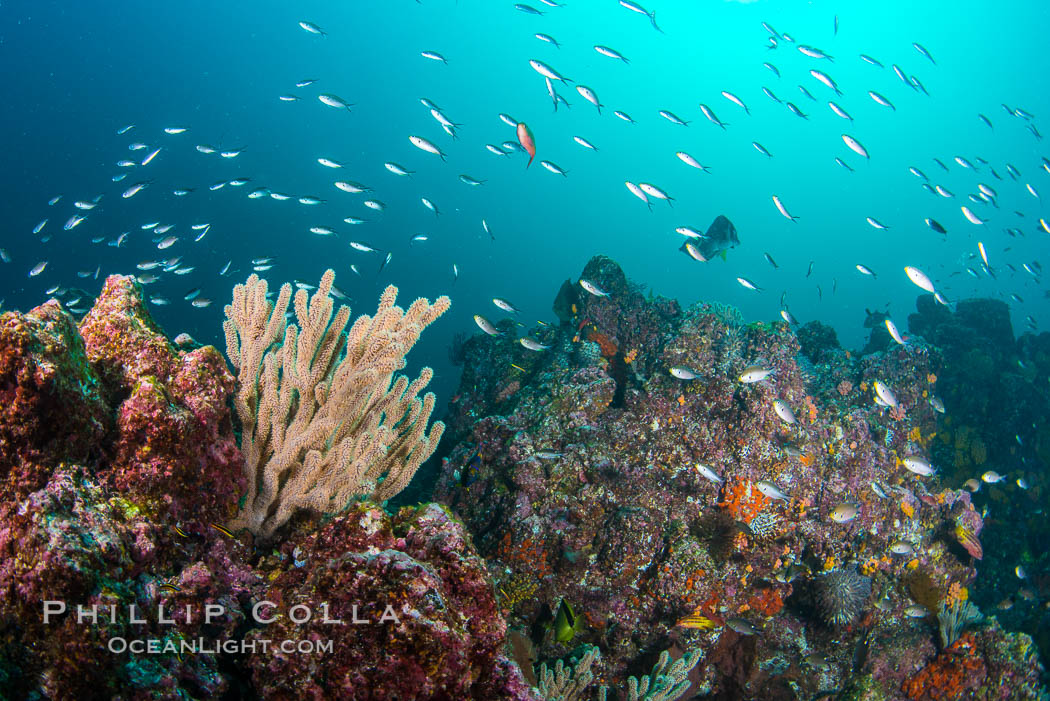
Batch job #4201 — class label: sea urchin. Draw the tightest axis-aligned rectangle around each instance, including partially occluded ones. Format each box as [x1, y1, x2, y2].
[815, 565, 872, 626]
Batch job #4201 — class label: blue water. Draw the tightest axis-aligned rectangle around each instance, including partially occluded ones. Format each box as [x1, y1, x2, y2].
[2, 0, 1048, 406]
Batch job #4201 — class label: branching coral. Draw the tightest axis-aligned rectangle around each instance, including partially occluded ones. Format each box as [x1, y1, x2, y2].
[223, 270, 450, 537]
[600, 648, 703, 701]
[537, 645, 601, 701]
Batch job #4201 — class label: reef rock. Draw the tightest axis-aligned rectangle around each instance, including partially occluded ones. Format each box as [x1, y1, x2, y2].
[0, 279, 534, 700]
[436, 256, 1048, 699]
[244, 503, 537, 700]
[0, 300, 110, 499]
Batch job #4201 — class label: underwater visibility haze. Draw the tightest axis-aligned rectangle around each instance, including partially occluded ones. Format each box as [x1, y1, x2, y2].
[1, 0, 1049, 699]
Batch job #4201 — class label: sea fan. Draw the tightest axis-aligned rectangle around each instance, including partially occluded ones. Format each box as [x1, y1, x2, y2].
[938, 599, 984, 649]
[815, 565, 872, 626]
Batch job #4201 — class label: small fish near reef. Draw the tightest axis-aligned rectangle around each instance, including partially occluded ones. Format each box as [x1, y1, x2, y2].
[670, 366, 697, 380]
[829, 503, 859, 523]
[694, 463, 723, 484]
[554, 599, 582, 643]
[676, 610, 718, 630]
[725, 617, 758, 635]
[739, 365, 773, 383]
[901, 456, 936, 476]
[756, 480, 790, 502]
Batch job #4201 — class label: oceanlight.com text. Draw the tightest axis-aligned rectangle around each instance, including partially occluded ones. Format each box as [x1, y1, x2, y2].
[107, 637, 334, 656]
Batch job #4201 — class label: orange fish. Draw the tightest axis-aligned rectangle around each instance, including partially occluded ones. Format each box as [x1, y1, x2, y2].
[516, 122, 536, 167]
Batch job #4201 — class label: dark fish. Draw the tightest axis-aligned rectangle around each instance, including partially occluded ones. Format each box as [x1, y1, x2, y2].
[925, 218, 946, 234]
[806, 261, 814, 277]
[978, 113, 993, 129]
[852, 628, 872, 672]
[934, 158, 949, 172]
[378, 251, 393, 275]
[678, 215, 739, 261]
[764, 252, 779, 268]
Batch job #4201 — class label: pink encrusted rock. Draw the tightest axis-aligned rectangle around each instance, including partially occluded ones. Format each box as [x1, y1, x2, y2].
[0, 466, 239, 698]
[0, 300, 110, 498]
[75, 275, 245, 525]
[79, 275, 178, 401]
[244, 502, 540, 700]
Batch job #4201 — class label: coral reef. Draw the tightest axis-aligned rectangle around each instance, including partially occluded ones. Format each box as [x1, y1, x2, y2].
[435, 256, 1049, 699]
[906, 293, 1050, 667]
[599, 648, 703, 701]
[1, 260, 1047, 700]
[938, 598, 983, 649]
[0, 275, 529, 700]
[0, 299, 110, 499]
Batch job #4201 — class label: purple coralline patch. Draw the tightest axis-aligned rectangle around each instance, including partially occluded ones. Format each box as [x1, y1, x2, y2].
[0, 299, 110, 498]
[435, 255, 1048, 697]
[244, 503, 539, 700]
[0, 466, 234, 698]
[77, 275, 245, 525]
[79, 274, 179, 400]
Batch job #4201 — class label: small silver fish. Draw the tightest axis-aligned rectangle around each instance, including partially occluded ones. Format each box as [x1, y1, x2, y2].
[694, 463, 723, 484]
[756, 481, 789, 502]
[493, 298, 519, 313]
[474, 315, 501, 336]
[829, 503, 859, 523]
[901, 456, 935, 476]
[519, 338, 550, 351]
[739, 365, 772, 383]
[318, 94, 353, 111]
[773, 399, 796, 424]
[579, 279, 609, 296]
